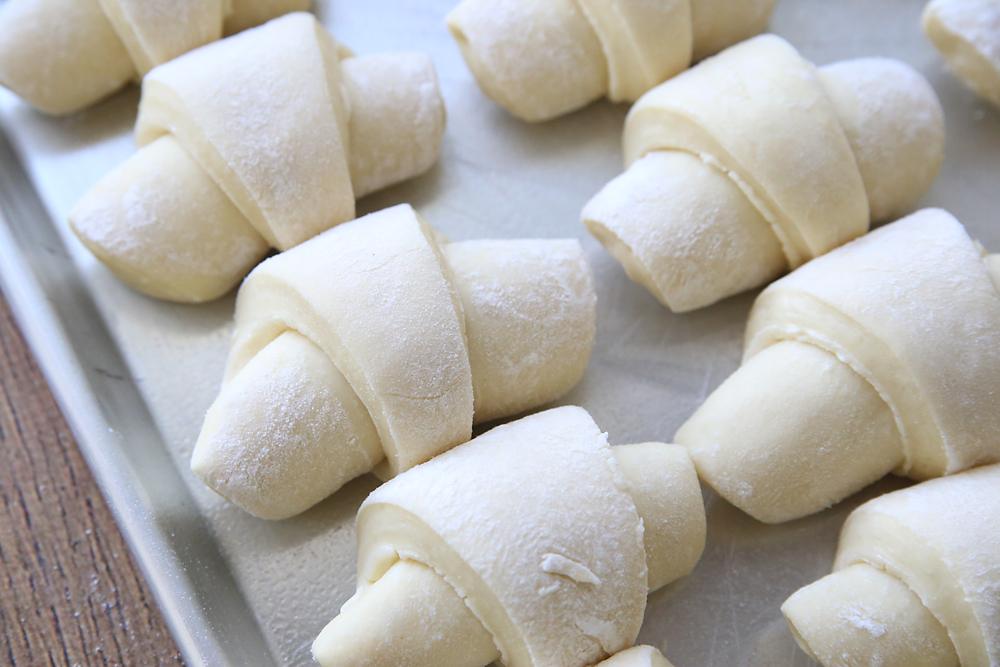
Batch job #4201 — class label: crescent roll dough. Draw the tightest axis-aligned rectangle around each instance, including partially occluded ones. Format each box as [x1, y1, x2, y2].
[445, 0, 778, 122]
[192, 204, 597, 520]
[311, 407, 705, 667]
[69, 13, 446, 303]
[583, 35, 945, 312]
[782, 463, 1000, 667]
[675, 208, 1000, 523]
[924, 0, 1000, 110]
[0, 0, 308, 115]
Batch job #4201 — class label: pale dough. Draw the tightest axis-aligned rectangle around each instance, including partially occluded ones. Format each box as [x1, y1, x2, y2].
[676, 209, 1000, 523]
[69, 135, 269, 303]
[444, 239, 595, 424]
[784, 563, 959, 667]
[135, 11, 355, 252]
[596, 647, 676, 667]
[192, 204, 597, 520]
[782, 463, 1000, 667]
[584, 36, 944, 312]
[98, 0, 225, 77]
[445, 0, 778, 122]
[312, 406, 704, 667]
[70, 13, 447, 303]
[0, 0, 308, 115]
[924, 0, 1000, 110]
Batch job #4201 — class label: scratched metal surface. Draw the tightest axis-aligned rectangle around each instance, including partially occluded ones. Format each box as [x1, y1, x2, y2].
[0, 0, 998, 665]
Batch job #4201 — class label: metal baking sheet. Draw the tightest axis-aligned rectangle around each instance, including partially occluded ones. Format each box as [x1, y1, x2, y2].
[1, 1, 998, 665]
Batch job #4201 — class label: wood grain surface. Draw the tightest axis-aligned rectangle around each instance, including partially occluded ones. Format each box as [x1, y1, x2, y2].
[0, 289, 185, 667]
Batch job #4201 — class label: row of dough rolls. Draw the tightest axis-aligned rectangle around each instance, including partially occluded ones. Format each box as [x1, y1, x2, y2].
[69, 12, 447, 303]
[674, 208, 1000, 523]
[583, 34, 945, 313]
[446, 0, 779, 122]
[296, 209, 1000, 667]
[0, 0, 308, 115]
[193, 203, 597, 520]
[311, 406, 706, 667]
[782, 463, 1000, 667]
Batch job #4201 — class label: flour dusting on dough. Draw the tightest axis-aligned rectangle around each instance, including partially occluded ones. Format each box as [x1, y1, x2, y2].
[541, 553, 601, 585]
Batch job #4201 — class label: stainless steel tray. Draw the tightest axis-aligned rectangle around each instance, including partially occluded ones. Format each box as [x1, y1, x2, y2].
[1, 1, 998, 665]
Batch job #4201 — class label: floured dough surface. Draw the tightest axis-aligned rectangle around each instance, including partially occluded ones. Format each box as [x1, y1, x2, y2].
[99, 0, 224, 75]
[70, 37, 448, 304]
[191, 215, 598, 518]
[818, 57, 945, 223]
[746, 208, 1000, 479]
[835, 464, 1000, 667]
[445, 239, 595, 423]
[783, 562, 960, 667]
[192, 330, 382, 520]
[343, 53, 446, 199]
[446, 0, 609, 122]
[312, 437, 703, 667]
[574, 0, 691, 103]
[586, 41, 943, 313]
[676, 340, 903, 524]
[612, 443, 705, 591]
[924, 0, 1000, 109]
[136, 12, 354, 251]
[357, 406, 646, 667]
[624, 34, 869, 268]
[313, 558, 501, 667]
[446, 0, 779, 122]
[226, 204, 473, 479]
[582, 149, 786, 313]
[68, 134, 268, 303]
[0, 0, 309, 115]
[0, 0, 135, 115]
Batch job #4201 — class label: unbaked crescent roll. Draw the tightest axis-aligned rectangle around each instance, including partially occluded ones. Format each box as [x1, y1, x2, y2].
[446, 0, 778, 122]
[675, 208, 1000, 523]
[583, 34, 945, 312]
[782, 463, 1000, 667]
[311, 406, 706, 667]
[192, 204, 597, 520]
[69, 13, 446, 303]
[0, 0, 308, 115]
[924, 0, 1000, 110]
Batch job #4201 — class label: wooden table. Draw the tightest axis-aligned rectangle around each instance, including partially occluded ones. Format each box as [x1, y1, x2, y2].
[0, 289, 185, 666]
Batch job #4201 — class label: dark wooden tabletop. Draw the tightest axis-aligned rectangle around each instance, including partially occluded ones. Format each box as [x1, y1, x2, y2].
[0, 289, 186, 666]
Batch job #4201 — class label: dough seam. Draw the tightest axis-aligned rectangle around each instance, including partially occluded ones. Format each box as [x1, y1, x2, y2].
[225, 208, 474, 478]
[357, 502, 526, 667]
[388, 552, 507, 664]
[135, 15, 356, 251]
[745, 290, 943, 476]
[572, 0, 692, 103]
[835, 509, 990, 667]
[622, 35, 871, 268]
[691, 149, 792, 267]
